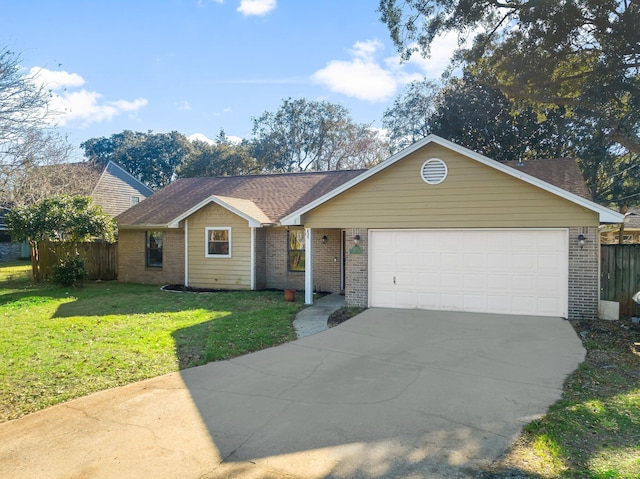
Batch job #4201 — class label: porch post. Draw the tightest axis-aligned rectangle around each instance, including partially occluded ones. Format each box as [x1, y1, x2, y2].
[250, 227, 256, 290]
[305, 227, 313, 304]
[184, 219, 189, 287]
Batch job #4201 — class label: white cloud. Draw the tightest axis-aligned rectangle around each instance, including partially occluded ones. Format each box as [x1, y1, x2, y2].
[189, 133, 216, 144]
[312, 36, 460, 103]
[189, 132, 242, 145]
[176, 100, 192, 111]
[312, 59, 398, 102]
[28, 67, 84, 90]
[27, 67, 148, 127]
[312, 39, 415, 102]
[237, 0, 276, 16]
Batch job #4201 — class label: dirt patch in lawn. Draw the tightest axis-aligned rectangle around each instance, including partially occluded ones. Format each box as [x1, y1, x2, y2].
[327, 307, 366, 327]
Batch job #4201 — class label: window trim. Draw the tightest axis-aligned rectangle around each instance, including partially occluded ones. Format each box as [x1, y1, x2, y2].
[145, 231, 163, 268]
[288, 228, 306, 272]
[131, 196, 140, 206]
[205, 227, 232, 258]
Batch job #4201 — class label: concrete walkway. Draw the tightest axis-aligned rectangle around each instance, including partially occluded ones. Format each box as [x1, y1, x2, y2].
[0, 309, 585, 479]
[293, 292, 345, 338]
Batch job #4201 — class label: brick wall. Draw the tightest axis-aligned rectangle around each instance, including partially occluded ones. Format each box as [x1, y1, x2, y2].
[568, 225, 599, 320]
[255, 228, 267, 289]
[312, 228, 341, 293]
[345, 228, 368, 307]
[118, 229, 184, 285]
[264, 227, 342, 293]
[265, 228, 305, 291]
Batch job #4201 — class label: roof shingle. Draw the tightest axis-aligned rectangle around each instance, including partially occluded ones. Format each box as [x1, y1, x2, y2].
[503, 158, 592, 200]
[116, 170, 366, 226]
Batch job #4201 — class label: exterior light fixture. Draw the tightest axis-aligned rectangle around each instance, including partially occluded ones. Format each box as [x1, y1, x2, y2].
[578, 234, 586, 249]
[354, 234, 361, 245]
[322, 235, 328, 244]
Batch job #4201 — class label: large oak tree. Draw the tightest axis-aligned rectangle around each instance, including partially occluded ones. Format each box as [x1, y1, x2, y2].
[378, 0, 640, 155]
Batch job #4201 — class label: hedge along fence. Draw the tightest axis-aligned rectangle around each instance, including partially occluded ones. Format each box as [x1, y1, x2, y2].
[38, 241, 118, 281]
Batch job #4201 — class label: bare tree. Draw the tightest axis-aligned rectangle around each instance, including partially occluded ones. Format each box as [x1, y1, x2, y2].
[0, 47, 97, 209]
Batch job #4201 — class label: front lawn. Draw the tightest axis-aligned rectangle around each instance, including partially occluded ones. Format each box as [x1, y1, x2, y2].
[0, 262, 302, 422]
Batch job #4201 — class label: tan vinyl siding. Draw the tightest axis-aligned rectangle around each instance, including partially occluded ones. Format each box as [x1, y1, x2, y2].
[187, 203, 251, 289]
[303, 144, 599, 229]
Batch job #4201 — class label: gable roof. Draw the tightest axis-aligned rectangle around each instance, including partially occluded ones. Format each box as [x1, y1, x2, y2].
[116, 169, 366, 228]
[281, 135, 623, 225]
[93, 161, 155, 198]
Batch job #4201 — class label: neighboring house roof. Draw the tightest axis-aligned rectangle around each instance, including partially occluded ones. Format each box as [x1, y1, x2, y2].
[93, 161, 155, 198]
[281, 135, 623, 225]
[116, 170, 366, 228]
[503, 158, 593, 201]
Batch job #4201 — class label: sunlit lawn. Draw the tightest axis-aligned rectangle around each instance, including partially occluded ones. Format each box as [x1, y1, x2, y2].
[0, 261, 302, 422]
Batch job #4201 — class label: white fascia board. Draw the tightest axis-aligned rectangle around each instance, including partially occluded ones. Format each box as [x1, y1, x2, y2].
[167, 196, 263, 228]
[117, 224, 168, 230]
[280, 134, 624, 225]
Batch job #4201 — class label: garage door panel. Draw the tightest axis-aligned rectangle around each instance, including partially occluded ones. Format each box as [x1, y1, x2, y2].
[440, 293, 463, 311]
[418, 252, 440, 268]
[463, 273, 485, 290]
[370, 229, 568, 317]
[463, 253, 486, 270]
[463, 294, 487, 311]
[395, 291, 418, 308]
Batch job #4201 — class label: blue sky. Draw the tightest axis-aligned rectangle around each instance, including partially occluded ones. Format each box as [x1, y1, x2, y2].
[2, 1, 457, 153]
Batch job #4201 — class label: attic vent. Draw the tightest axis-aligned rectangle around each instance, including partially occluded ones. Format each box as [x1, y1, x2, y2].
[421, 158, 448, 185]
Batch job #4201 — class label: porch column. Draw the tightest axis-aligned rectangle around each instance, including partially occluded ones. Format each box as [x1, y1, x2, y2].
[305, 227, 313, 304]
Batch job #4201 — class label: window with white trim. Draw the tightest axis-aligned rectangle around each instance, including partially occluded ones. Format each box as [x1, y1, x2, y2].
[205, 227, 231, 258]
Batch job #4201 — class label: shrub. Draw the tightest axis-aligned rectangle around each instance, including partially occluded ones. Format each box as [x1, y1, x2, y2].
[52, 258, 87, 287]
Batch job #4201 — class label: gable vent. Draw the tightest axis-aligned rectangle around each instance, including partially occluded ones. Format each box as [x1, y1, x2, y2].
[421, 158, 448, 184]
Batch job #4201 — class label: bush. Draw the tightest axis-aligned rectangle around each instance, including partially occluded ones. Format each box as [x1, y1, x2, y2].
[52, 258, 87, 287]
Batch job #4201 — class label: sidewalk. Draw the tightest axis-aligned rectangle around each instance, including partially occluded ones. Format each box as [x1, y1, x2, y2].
[292, 293, 344, 338]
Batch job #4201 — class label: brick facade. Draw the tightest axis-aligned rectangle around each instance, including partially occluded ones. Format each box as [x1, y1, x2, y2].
[344, 228, 368, 307]
[264, 227, 342, 293]
[254, 228, 267, 290]
[117, 229, 184, 285]
[568, 226, 599, 320]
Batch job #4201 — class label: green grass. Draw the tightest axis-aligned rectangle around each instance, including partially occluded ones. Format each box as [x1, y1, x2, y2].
[488, 318, 640, 478]
[0, 262, 302, 422]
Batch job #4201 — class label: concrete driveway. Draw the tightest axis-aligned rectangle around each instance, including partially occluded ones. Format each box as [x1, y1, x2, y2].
[0, 309, 584, 479]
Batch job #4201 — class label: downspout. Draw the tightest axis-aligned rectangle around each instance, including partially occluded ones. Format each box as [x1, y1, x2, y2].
[184, 219, 189, 287]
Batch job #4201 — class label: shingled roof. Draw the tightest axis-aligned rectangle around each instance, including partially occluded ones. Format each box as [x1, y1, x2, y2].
[116, 169, 366, 227]
[503, 158, 592, 200]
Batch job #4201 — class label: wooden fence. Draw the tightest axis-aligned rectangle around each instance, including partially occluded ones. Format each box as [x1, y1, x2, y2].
[38, 241, 118, 281]
[600, 244, 640, 317]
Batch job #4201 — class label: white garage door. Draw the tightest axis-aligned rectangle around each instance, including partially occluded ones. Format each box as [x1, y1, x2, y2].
[370, 229, 568, 317]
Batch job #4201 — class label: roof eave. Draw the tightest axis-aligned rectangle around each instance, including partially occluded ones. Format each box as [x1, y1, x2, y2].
[280, 134, 624, 226]
[166, 195, 265, 228]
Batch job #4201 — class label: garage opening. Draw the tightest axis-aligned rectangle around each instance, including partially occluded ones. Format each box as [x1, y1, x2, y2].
[370, 229, 568, 317]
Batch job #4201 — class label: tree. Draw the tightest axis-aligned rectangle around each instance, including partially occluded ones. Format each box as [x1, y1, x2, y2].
[378, 0, 640, 156]
[0, 48, 91, 207]
[178, 130, 260, 178]
[0, 47, 50, 147]
[5, 195, 115, 282]
[384, 75, 573, 159]
[251, 98, 387, 172]
[382, 79, 439, 152]
[1, 128, 99, 208]
[81, 130, 194, 189]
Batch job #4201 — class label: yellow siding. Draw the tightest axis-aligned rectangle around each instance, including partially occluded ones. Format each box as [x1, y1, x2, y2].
[187, 203, 251, 289]
[303, 144, 599, 228]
